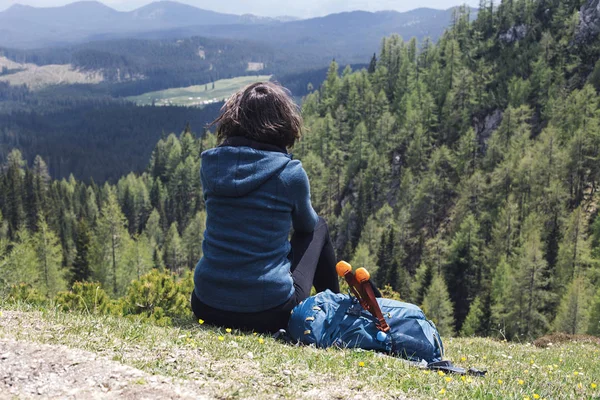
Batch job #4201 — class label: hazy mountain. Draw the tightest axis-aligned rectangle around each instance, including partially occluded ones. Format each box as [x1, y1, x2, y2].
[0, 1, 469, 52]
[120, 7, 471, 64]
[0, 1, 248, 47]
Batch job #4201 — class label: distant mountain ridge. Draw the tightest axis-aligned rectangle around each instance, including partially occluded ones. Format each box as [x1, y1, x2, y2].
[0, 1, 471, 52]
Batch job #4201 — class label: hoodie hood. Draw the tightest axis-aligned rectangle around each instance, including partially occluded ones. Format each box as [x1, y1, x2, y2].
[201, 145, 292, 197]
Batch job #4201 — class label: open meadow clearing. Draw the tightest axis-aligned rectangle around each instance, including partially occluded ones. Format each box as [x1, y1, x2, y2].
[126, 75, 272, 107]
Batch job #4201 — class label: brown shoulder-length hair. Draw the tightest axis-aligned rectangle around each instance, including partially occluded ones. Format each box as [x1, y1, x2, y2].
[210, 81, 302, 149]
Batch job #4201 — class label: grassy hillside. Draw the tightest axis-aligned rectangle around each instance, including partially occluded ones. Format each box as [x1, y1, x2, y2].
[1, 303, 599, 399]
[126, 75, 272, 107]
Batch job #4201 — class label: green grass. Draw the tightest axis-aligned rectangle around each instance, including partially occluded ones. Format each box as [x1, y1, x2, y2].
[126, 75, 272, 107]
[1, 303, 599, 399]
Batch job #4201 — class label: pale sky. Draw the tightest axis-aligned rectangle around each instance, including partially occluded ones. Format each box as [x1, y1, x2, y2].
[0, 0, 479, 17]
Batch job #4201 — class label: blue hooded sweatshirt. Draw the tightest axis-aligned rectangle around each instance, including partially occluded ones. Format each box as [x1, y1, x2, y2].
[193, 139, 319, 312]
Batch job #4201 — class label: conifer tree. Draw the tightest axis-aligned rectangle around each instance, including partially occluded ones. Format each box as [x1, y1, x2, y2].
[421, 273, 455, 337]
[93, 188, 129, 296]
[508, 217, 550, 339]
[556, 207, 592, 292]
[554, 276, 591, 335]
[368, 53, 377, 74]
[33, 217, 65, 296]
[182, 210, 206, 268]
[490, 256, 513, 339]
[124, 234, 154, 280]
[445, 214, 482, 331]
[588, 288, 600, 336]
[1, 229, 38, 289]
[71, 218, 92, 284]
[460, 296, 484, 337]
[164, 222, 184, 273]
[5, 150, 26, 238]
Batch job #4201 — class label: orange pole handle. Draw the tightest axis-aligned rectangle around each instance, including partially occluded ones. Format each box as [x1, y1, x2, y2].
[336, 261, 371, 311]
[356, 268, 390, 332]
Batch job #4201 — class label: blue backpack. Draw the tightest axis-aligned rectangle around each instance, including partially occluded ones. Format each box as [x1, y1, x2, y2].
[287, 290, 444, 363]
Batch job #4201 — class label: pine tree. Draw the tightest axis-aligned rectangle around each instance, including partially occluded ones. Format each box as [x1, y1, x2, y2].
[554, 276, 591, 335]
[375, 231, 389, 286]
[71, 218, 92, 284]
[182, 211, 206, 268]
[33, 217, 65, 296]
[123, 234, 154, 280]
[588, 288, 600, 336]
[93, 188, 129, 296]
[1, 229, 38, 289]
[508, 218, 550, 340]
[421, 273, 455, 337]
[445, 214, 482, 331]
[163, 222, 184, 273]
[460, 296, 484, 337]
[368, 53, 377, 74]
[5, 150, 26, 238]
[490, 256, 513, 339]
[556, 207, 592, 293]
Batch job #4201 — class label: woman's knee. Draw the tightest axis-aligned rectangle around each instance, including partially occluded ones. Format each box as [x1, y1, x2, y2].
[316, 216, 329, 232]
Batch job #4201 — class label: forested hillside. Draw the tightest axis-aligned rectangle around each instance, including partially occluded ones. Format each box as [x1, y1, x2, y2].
[1, 36, 279, 96]
[2, 0, 600, 342]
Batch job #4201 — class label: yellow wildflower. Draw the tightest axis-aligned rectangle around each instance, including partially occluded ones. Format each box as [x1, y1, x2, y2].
[423, 370, 430, 375]
[439, 388, 446, 395]
[524, 369, 529, 374]
[574, 371, 579, 376]
[461, 356, 466, 362]
[578, 383, 583, 389]
[258, 338, 265, 344]
[253, 332, 257, 336]
[533, 394, 540, 399]
[530, 359, 535, 365]
[358, 361, 365, 367]
[438, 370, 446, 377]
[461, 376, 466, 382]
[198, 319, 204, 325]
[467, 377, 473, 383]
[518, 379, 525, 385]
[218, 336, 224, 341]
[591, 383, 597, 389]
[498, 379, 503, 385]
[445, 377, 452, 383]
[225, 328, 232, 333]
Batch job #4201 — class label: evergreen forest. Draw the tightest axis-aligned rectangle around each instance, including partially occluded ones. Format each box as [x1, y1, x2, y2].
[2, 0, 600, 340]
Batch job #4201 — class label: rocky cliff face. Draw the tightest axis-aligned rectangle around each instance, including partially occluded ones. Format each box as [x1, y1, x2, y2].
[499, 24, 528, 44]
[576, 0, 600, 44]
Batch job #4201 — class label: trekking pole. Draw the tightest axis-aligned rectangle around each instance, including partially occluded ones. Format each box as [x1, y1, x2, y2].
[355, 267, 390, 332]
[336, 261, 371, 311]
[337, 261, 390, 333]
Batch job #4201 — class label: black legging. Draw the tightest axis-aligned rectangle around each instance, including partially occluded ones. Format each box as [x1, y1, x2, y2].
[191, 217, 340, 333]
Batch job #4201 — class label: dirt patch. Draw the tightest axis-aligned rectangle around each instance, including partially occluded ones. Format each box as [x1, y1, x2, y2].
[533, 332, 600, 348]
[0, 339, 209, 399]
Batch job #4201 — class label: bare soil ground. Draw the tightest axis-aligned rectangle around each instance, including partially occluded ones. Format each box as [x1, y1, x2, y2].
[0, 339, 209, 399]
[0, 310, 397, 399]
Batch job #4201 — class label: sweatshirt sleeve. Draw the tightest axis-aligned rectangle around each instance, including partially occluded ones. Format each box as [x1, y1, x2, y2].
[283, 161, 319, 233]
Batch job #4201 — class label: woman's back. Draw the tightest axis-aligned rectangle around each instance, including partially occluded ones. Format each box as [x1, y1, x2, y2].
[191, 81, 339, 333]
[194, 137, 318, 312]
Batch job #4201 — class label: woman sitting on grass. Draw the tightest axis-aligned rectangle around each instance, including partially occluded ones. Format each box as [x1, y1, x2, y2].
[191, 81, 340, 333]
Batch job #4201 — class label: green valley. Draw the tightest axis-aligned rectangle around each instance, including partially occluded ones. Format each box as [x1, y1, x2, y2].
[126, 75, 272, 107]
